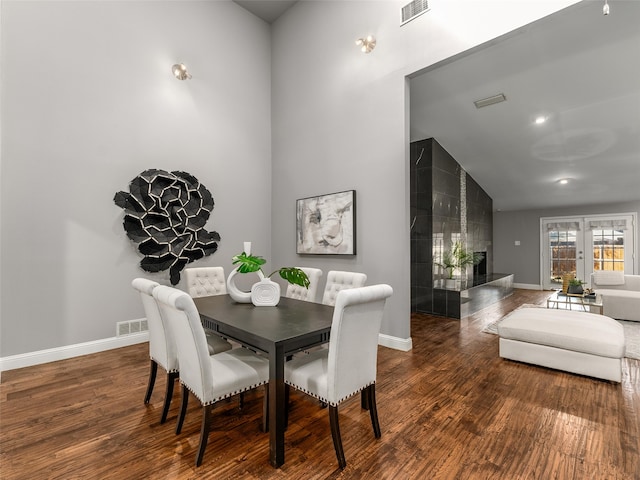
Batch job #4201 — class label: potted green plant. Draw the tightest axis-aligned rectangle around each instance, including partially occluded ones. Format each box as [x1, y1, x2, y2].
[227, 245, 309, 306]
[231, 252, 310, 288]
[435, 242, 484, 288]
[567, 278, 585, 295]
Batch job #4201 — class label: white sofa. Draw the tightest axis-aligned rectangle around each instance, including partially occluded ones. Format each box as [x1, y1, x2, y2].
[591, 271, 640, 322]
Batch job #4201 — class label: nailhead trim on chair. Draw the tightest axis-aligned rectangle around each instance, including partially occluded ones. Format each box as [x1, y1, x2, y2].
[182, 380, 269, 406]
[150, 355, 179, 374]
[284, 380, 375, 407]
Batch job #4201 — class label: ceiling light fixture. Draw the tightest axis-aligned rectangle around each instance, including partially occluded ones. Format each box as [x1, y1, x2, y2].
[535, 116, 547, 125]
[355, 35, 376, 54]
[603, 0, 610, 15]
[172, 63, 191, 80]
[558, 178, 570, 185]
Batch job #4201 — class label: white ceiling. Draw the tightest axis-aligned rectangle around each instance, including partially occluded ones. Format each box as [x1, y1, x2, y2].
[233, 0, 297, 23]
[410, 1, 640, 212]
[234, 1, 639, 212]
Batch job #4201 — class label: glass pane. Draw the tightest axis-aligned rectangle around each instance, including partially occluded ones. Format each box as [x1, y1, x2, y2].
[549, 229, 577, 285]
[592, 229, 625, 271]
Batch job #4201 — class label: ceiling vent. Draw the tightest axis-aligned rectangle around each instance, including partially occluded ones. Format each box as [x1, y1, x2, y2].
[401, 0, 429, 25]
[474, 93, 507, 109]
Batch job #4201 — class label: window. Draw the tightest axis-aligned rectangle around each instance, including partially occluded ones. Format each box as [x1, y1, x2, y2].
[592, 228, 625, 272]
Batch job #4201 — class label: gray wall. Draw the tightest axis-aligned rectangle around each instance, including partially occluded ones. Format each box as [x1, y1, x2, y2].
[494, 201, 640, 286]
[0, 1, 272, 356]
[0, 0, 580, 359]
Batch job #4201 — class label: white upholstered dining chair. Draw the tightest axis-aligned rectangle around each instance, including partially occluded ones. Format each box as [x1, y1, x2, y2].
[284, 284, 393, 469]
[293, 270, 368, 362]
[321, 270, 367, 306]
[132, 278, 233, 424]
[285, 267, 323, 303]
[183, 266, 228, 298]
[152, 285, 270, 467]
[304, 270, 367, 358]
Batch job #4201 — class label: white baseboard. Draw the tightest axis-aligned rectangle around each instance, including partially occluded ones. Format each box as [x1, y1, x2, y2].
[0, 330, 412, 375]
[514, 283, 542, 290]
[0, 332, 149, 373]
[378, 333, 412, 352]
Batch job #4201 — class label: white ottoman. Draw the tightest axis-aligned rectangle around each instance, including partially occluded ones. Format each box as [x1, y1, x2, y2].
[497, 307, 625, 382]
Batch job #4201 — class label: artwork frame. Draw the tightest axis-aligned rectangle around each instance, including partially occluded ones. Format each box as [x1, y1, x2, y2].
[296, 190, 356, 255]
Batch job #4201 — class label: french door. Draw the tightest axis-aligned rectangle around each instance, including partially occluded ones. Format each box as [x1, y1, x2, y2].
[541, 214, 636, 290]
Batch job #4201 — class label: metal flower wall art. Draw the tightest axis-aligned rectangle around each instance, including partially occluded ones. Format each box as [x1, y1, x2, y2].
[114, 169, 221, 285]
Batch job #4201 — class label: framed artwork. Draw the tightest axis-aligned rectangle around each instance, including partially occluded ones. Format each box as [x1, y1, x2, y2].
[296, 190, 356, 255]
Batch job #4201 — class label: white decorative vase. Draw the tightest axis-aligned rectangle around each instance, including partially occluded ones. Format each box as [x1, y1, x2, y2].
[227, 268, 264, 303]
[445, 278, 456, 289]
[251, 277, 281, 306]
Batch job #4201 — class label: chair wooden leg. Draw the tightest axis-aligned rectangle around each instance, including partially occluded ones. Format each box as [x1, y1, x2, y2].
[195, 405, 213, 467]
[367, 385, 381, 438]
[176, 385, 189, 435]
[262, 385, 269, 433]
[361, 389, 369, 410]
[144, 360, 158, 404]
[329, 405, 347, 469]
[160, 371, 178, 424]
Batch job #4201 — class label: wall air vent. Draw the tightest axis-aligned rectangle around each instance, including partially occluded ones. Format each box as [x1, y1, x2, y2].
[116, 319, 149, 337]
[474, 93, 507, 109]
[401, 0, 429, 25]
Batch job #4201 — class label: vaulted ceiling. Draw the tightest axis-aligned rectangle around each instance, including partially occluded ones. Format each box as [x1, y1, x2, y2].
[233, 0, 297, 23]
[411, 1, 640, 212]
[233, 1, 640, 213]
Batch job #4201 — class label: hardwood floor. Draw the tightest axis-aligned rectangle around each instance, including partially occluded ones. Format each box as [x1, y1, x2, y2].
[1, 289, 639, 479]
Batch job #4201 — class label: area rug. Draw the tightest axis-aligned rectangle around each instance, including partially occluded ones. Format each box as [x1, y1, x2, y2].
[482, 304, 640, 360]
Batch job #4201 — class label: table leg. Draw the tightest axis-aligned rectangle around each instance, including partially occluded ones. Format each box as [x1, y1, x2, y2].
[268, 345, 286, 468]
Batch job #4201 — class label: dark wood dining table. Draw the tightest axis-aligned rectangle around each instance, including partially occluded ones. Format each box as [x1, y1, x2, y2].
[194, 294, 334, 468]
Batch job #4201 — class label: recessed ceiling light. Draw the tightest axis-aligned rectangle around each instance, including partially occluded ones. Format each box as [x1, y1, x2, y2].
[535, 116, 547, 125]
[558, 178, 569, 185]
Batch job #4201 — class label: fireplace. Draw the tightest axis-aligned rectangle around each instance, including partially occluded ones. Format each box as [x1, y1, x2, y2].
[474, 252, 487, 277]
